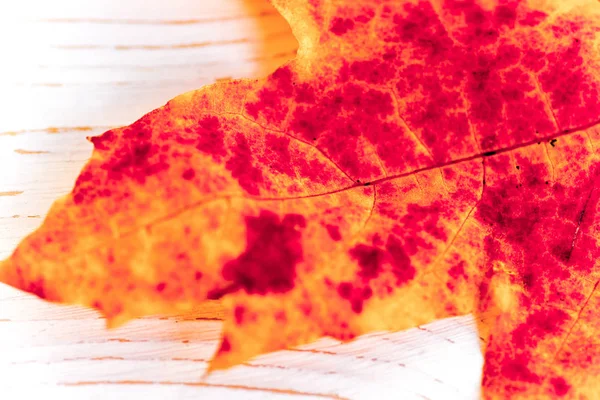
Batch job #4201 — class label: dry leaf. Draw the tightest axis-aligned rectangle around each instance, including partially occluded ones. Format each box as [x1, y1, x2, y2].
[2, 0, 600, 398]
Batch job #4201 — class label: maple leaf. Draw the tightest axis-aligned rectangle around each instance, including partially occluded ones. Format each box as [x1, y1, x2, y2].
[2, 0, 600, 398]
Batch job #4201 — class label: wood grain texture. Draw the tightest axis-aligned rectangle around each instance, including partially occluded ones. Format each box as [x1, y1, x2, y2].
[0, 1, 483, 399]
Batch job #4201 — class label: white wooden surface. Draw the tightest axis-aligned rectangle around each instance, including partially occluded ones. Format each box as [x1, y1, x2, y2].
[0, 1, 483, 399]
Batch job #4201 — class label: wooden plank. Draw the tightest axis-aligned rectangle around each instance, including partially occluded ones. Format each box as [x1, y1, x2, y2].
[0, 293, 481, 399]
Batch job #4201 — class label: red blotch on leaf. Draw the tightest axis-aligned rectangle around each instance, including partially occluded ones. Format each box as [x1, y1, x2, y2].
[219, 337, 231, 353]
[550, 377, 571, 396]
[181, 168, 195, 181]
[225, 135, 264, 195]
[213, 211, 306, 297]
[325, 224, 342, 241]
[330, 17, 355, 36]
[234, 305, 246, 325]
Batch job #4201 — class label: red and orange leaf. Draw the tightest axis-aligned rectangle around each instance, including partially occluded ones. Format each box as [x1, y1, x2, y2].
[2, 0, 600, 398]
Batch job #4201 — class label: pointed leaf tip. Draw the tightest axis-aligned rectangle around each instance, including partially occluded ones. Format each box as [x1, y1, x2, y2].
[0, 258, 17, 289]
